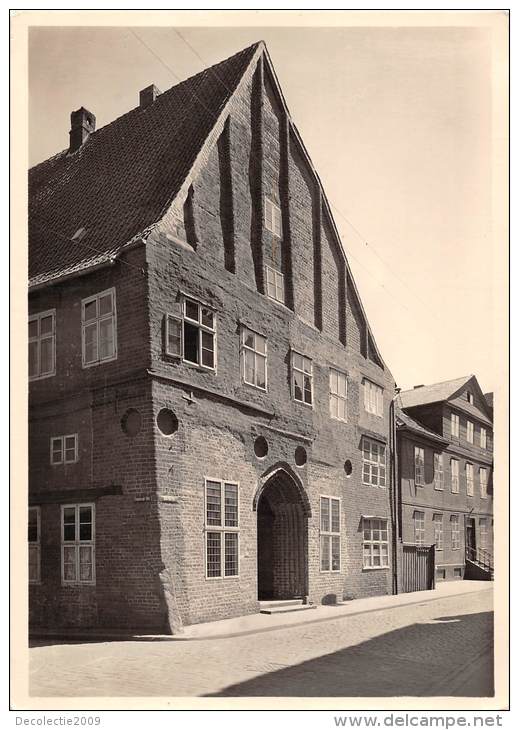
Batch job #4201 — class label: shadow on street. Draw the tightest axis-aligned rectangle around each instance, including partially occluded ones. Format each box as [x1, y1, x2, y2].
[204, 611, 494, 697]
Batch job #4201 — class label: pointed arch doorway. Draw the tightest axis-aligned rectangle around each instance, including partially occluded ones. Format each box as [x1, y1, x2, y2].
[255, 465, 311, 601]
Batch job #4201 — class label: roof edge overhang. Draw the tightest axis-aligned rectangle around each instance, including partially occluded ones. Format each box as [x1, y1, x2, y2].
[396, 424, 450, 447]
[28, 235, 146, 292]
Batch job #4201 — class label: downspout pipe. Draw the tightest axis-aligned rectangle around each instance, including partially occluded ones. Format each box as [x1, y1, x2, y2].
[389, 393, 399, 594]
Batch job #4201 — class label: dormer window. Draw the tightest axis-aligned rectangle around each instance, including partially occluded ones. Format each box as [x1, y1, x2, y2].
[467, 392, 474, 404]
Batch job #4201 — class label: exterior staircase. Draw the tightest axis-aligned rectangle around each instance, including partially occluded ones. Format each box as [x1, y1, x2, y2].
[259, 599, 317, 615]
[465, 546, 494, 581]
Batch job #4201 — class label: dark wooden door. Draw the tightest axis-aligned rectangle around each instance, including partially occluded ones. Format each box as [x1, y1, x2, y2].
[401, 544, 435, 593]
[466, 518, 476, 551]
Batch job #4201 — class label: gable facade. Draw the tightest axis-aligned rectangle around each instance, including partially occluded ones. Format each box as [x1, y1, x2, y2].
[29, 43, 396, 633]
[396, 377, 494, 586]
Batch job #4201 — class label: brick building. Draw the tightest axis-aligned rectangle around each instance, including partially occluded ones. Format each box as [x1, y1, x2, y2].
[395, 375, 493, 586]
[28, 42, 397, 633]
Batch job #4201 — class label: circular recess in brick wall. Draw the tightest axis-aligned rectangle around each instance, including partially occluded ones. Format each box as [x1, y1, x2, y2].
[121, 408, 142, 437]
[344, 459, 353, 477]
[294, 445, 307, 467]
[156, 408, 179, 436]
[254, 435, 268, 459]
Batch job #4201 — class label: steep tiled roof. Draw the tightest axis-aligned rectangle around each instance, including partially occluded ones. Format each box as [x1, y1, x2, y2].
[397, 376, 472, 409]
[29, 42, 260, 288]
[395, 407, 448, 445]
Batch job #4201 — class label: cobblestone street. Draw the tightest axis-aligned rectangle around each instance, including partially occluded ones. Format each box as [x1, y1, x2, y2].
[29, 587, 493, 698]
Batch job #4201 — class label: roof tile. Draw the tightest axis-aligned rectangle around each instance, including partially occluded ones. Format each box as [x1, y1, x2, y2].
[29, 42, 260, 288]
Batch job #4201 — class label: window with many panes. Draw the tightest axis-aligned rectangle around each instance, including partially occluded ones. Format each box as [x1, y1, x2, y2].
[450, 515, 460, 549]
[362, 518, 389, 568]
[479, 518, 488, 550]
[241, 327, 267, 390]
[82, 289, 116, 366]
[433, 513, 443, 550]
[466, 463, 474, 496]
[480, 467, 488, 498]
[362, 437, 386, 487]
[414, 446, 425, 486]
[292, 352, 313, 406]
[264, 197, 282, 237]
[413, 510, 425, 545]
[451, 412, 460, 438]
[329, 369, 347, 421]
[28, 507, 40, 583]
[50, 434, 78, 465]
[265, 264, 285, 304]
[165, 297, 216, 370]
[434, 453, 444, 490]
[480, 427, 487, 449]
[320, 496, 341, 572]
[205, 479, 239, 578]
[29, 310, 56, 380]
[466, 420, 474, 444]
[451, 458, 460, 493]
[363, 379, 383, 417]
[61, 504, 95, 584]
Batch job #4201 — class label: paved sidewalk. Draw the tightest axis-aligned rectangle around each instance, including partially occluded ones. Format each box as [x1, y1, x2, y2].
[30, 579, 491, 642]
[180, 580, 491, 640]
[29, 585, 494, 697]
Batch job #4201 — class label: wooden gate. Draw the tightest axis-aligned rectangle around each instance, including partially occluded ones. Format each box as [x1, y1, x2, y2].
[401, 544, 435, 593]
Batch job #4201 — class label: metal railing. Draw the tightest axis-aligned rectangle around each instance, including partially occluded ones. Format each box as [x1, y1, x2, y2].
[466, 545, 493, 572]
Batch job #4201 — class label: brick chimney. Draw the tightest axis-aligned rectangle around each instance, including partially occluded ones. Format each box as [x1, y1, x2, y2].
[69, 107, 96, 153]
[139, 84, 161, 108]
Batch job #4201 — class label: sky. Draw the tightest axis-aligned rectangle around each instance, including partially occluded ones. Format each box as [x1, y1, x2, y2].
[28, 23, 498, 393]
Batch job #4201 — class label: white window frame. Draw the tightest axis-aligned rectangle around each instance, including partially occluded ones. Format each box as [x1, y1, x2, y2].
[466, 420, 474, 444]
[434, 453, 444, 490]
[450, 458, 460, 493]
[28, 506, 41, 584]
[81, 288, 117, 367]
[450, 514, 461, 550]
[165, 297, 217, 371]
[451, 412, 460, 438]
[265, 264, 285, 304]
[363, 379, 384, 417]
[433, 513, 443, 551]
[61, 503, 96, 585]
[241, 326, 267, 391]
[413, 510, 425, 545]
[467, 392, 474, 405]
[479, 467, 488, 499]
[480, 427, 487, 449]
[479, 518, 488, 550]
[362, 517, 389, 569]
[264, 196, 282, 237]
[362, 437, 387, 487]
[414, 446, 425, 486]
[29, 309, 56, 381]
[204, 478, 240, 580]
[329, 368, 347, 422]
[50, 434, 79, 465]
[466, 462, 474, 497]
[291, 351, 313, 406]
[319, 496, 341, 572]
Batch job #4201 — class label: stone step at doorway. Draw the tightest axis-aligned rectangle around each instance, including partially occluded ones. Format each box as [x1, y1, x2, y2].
[258, 599, 317, 615]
